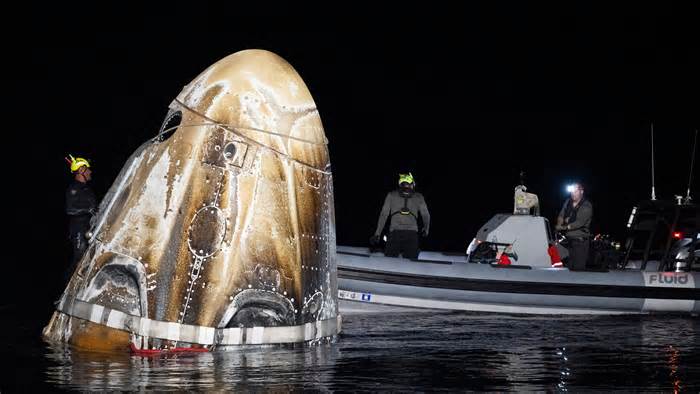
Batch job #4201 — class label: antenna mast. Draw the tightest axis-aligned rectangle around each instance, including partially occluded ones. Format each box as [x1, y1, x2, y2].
[685, 129, 698, 203]
[651, 123, 656, 201]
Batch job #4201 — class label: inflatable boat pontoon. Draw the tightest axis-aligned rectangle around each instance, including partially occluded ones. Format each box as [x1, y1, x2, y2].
[338, 203, 699, 315]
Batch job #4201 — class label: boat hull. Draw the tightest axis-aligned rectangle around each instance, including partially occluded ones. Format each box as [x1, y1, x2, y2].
[337, 247, 700, 315]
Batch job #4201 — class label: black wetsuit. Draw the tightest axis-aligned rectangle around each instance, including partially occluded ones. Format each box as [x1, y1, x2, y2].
[65, 180, 97, 273]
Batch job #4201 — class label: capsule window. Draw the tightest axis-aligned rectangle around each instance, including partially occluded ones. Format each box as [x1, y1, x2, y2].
[222, 141, 248, 168]
[223, 142, 237, 161]
[156, 110, 182, 142]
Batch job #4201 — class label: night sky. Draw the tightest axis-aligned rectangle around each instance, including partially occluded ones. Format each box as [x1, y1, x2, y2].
[7, 4, 698, 304]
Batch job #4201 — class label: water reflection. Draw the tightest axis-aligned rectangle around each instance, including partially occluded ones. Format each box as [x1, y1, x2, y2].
[30, 313, 700, 391]
[555, 346, 571, 392]
[45, 340, 340, 391]
[641, 318, 697, 393]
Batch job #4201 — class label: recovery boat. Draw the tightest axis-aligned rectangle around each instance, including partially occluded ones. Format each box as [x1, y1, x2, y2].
[337, 197, 699, 315]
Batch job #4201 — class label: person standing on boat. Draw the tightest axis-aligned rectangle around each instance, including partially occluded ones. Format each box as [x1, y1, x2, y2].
[556, 183, 593, 270]
[371, 173, 430, 259]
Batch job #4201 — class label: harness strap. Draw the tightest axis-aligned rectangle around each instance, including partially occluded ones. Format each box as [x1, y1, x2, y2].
[390, 196, 418, 220]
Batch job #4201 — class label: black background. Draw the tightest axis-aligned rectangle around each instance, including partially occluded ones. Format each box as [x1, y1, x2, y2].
[5, 3, 698, 308]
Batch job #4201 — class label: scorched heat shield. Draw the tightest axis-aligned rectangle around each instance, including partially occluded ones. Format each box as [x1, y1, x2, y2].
[43, 49, 340, 351]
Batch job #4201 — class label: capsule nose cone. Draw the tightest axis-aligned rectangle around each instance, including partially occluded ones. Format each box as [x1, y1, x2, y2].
[175, 49, 329, 169]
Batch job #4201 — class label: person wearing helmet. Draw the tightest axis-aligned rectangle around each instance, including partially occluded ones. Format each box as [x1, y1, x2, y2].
[371, 172, 430, 259]
[64, 154, 97, 271]
[555, 182, 593, 270]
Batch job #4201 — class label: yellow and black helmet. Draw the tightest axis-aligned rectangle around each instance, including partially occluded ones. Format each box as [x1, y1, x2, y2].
[398, 172, 415, 186]
[65, 154, 91, 173]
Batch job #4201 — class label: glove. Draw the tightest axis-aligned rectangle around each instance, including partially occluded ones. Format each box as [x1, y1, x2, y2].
[421, 228, 429, 237]
[369, 235, 381, 245]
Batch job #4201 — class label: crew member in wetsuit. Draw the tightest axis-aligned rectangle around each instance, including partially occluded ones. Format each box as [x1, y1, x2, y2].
[371, 173, 430, 259]
[65, 154, 97, 278]
[556, 182, 593, 270]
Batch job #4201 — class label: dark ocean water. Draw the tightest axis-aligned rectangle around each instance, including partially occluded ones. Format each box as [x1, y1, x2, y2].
[2, 305, 699, 392]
